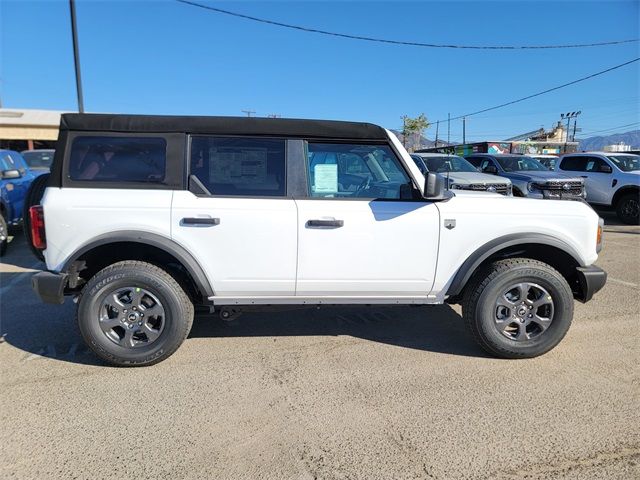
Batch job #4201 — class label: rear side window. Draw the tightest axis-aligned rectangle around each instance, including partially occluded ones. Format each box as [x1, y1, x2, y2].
[69, 136, 167, 182]
[190, 137, 286, 197]
[559, 156, 588, 172]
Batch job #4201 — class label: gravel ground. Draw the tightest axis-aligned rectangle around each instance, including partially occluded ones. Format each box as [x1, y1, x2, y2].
[1, 211, 638, 479]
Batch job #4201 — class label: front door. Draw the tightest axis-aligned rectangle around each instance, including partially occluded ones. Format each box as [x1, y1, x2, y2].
[559, 155, 611, 204]
[172, 136, 297, 297]
[295, 141, 440, 298]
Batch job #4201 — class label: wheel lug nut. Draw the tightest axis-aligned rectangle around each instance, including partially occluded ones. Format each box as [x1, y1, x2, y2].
[138, 322, 142, 326]
[128, 324, 134, 329]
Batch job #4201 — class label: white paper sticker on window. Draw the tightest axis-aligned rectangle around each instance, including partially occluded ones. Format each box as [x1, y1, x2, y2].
[314, 164, 338, 193]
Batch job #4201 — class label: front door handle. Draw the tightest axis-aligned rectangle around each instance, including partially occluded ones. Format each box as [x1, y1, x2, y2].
[181, 217, 220, 227]
[580, 175, 588, 178]
[306, 219, 344, 228]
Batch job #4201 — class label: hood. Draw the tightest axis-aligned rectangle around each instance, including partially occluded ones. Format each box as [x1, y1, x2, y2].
[501, 170, 582, 183]
[448, 171, 512, 185]
[451, 189, 502, 198]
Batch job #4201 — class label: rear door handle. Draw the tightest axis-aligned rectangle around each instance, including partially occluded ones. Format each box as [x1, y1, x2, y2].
[580, 175, 588, 178]
[181, 217, 220, 227]
[306, 219, 344, 228]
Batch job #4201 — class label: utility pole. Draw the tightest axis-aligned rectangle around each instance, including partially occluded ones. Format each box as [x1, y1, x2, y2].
[447, 113, 450, 145]
[434, 120, 439, 148]
[241, 109, 256, 117]
[69, 0, 84, 112]
[462, 116, 466, 144]
[560, 111, 581, 153]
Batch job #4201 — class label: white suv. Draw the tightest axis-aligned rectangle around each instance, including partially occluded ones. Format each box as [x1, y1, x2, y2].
[556, 152, 640, 224]
[29, 114, 606, 366]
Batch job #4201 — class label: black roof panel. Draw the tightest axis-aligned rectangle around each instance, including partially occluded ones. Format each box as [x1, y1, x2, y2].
[60, 113, 388, 140]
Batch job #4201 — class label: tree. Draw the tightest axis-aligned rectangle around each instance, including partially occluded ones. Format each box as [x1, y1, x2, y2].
[401, 114, 430, 151]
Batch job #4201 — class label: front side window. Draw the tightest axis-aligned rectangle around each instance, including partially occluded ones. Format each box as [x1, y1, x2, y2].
[306, 143, 410, 199]
[69, 136, 166, 182]
[607, 154, 640, 172]
[190, 137, 286, 196]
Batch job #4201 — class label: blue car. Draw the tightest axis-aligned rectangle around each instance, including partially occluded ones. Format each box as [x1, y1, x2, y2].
[1, 149, 38, 255]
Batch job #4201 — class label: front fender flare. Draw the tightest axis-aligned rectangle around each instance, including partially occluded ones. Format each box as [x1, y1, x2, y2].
[445, 233, 584, 297]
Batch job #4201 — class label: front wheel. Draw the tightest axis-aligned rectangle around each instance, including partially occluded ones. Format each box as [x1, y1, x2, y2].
[77, 261, 194, 367]
[616, 192, 640, 225]
[462, 258, 574, 359]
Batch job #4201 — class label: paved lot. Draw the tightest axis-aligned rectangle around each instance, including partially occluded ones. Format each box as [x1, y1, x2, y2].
[1, 211, 639, 479]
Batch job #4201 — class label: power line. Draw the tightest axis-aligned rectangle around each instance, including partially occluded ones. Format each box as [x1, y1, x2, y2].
[579, 122, 640, 136]
[174, 0, 639, 50]
[436, 58, 640, 123]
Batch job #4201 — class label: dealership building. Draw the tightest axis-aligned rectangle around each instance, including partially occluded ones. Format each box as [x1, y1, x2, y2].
[0, 108, 65, 151]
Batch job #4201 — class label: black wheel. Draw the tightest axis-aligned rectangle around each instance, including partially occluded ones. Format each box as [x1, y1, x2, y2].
[77, 261, 194, 367]
[462, 258, 574, 359]
[22, 173, 50, 261]
[615, 192, 640, 225]
[0, 213, 7, 257]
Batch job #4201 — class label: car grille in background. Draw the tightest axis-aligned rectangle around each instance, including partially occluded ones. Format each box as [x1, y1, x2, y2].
[534, 180, 584, 198]
[464, 183, 510, 195]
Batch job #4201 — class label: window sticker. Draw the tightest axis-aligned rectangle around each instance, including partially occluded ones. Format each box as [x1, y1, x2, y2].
[314, 164, 338, 193]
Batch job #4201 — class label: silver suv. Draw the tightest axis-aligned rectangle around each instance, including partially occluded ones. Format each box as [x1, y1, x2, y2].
[411, 153, 512, 195]
[556, 152, 640, 224]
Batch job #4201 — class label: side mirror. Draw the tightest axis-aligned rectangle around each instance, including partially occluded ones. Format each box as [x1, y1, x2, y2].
[599, 164, 612, 173]
[423, 172, 447, 200]
[484, 165, 498, 174]
[1, 169, 21, 179]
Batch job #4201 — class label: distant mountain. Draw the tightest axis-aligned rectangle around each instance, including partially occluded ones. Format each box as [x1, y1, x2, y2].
[578, 130, 640, 152]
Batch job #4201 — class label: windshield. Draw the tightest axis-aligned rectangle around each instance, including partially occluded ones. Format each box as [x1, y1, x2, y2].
[607, 155, 640, 172]
[422, 156, 477, 173]
[495, 155, 548, 172]
[22, 150, 54, 169]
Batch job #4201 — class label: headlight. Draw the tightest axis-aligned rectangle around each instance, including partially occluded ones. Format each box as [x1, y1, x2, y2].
[596, 217, 604, 252]
[527, 182, 535, 192]
[507, 184, 513, 195]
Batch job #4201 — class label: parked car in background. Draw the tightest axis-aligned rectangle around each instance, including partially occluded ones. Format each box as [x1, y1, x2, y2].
[465, 153, 585, 200]
[529, 154, 559, 170]
[411, 153, 512, 195]
[21, 149, 55, 174]
[556, 152, 640, 224]
[0, 149, 37, 255]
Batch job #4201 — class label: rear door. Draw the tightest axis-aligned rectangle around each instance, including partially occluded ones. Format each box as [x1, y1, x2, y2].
[559, 155, 610, 204]
[294, 141, 440, 299]
[172, 136, 297, 298]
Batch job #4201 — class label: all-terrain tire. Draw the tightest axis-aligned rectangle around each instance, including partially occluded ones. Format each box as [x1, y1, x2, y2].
[77, 260, 194, 367]
[615, 192, 640, 225]
[22, 173, 50, 261]
[462, 258, 574, 359]
[0, 213, 7, 257]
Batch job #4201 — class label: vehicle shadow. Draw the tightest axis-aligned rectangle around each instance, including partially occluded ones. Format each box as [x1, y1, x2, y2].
[189, 304, 488, 358]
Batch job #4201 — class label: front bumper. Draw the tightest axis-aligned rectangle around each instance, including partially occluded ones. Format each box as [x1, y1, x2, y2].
[32, 271, 68, 304]
[575, 265, 607, 303]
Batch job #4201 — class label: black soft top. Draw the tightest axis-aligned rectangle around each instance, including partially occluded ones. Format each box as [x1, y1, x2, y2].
[60, 113, 388, 140]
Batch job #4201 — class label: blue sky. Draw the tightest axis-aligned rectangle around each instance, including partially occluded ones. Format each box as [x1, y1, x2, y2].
[1, 0, 638, 141]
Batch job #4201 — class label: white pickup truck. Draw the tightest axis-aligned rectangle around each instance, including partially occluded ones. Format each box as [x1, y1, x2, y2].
[29, 114, 606, 366]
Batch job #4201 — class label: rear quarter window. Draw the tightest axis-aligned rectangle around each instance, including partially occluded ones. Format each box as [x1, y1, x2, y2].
[68, 136, 167, 183]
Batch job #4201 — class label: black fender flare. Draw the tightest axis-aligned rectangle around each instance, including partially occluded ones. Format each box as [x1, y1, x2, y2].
[445, 233, 584, 297]
[61, 231, 214, 298]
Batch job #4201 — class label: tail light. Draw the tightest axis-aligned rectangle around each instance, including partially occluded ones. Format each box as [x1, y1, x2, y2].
[29, 205, 46, 250]
[596, 217, 604, 253]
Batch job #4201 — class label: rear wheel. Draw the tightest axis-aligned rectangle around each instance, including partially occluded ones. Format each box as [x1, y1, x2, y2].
[77, 260, 194, 367]
[0, 213, 7, 257]
[462, 258, 574, 358]
[616, 192, 640, 225]
[22, 173, 50, 261]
